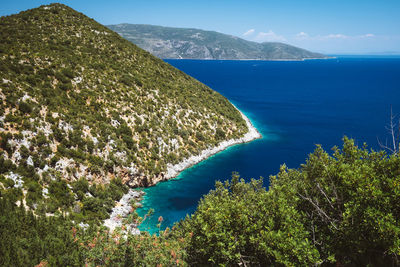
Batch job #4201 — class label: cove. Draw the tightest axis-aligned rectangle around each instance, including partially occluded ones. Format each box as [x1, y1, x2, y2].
[138, 57, 400, 234]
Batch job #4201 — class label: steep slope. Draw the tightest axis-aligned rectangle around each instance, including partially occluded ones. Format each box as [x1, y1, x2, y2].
[107, 23, 326, 60]
[0, 3, 250, 199]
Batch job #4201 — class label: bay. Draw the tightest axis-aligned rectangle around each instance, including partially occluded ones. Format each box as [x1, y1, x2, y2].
[138, 57, 400, 234]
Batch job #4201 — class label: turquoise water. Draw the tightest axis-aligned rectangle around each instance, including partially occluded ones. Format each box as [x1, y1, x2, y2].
[138, 57, 400, 234]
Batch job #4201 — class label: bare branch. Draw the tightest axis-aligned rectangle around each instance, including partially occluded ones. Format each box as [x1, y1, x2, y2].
[389, 106, 397, 154]
[298, 192, 338, 231]
[378, 106, 399, 155]
[316, 183, 335, 211]
[377, 137, 395, 154]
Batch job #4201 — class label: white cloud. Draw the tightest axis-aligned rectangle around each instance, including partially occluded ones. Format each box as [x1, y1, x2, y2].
[242, 29, 255, 36]
[289, 32, 397, 54]
[295, 32, 310, 40]
[324, 33, 348, 39]
[320, 33, 377, 40]
[361, 33, 375, 38]
[296, 33, 376, 41]
[254, 30, 286, 42]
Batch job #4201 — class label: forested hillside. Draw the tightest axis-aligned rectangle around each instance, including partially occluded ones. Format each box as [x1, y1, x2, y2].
[0, 3, 248, 218]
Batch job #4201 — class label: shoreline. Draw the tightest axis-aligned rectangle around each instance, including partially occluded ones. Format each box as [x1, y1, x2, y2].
[103, 189, 144, 234]
[163, 57, 335, 61]
[164, 106, 262, 180]
[104, 106, 262, 233]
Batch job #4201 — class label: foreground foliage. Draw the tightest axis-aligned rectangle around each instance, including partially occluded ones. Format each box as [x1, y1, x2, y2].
[0, 194, 82, 266]
[0, 191, 188, 266]
[176, 137, 400, 266]
[1, 138, 399, 266]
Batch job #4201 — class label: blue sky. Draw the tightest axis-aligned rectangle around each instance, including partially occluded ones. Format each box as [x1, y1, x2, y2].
[1, 0, 400, 54]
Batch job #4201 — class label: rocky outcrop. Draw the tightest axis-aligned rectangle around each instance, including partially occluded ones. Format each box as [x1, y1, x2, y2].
[103, 189, 144, 234]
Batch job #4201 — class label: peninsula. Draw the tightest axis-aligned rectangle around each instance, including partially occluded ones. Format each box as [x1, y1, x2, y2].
[107, 23, 327, 60]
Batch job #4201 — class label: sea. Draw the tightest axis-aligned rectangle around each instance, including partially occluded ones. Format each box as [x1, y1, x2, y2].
[138, 56, 400, 234]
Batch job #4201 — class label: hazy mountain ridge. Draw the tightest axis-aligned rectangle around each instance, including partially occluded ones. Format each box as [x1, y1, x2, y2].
[0, 3, 249, 216]
[108, 23, 326, 60]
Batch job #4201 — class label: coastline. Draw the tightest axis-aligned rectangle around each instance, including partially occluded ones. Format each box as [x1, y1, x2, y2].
[164, 106, 262, 180]
[104, 106, 262, 233]
[103, 189, 144, 234]
[164, 57, 335, 61]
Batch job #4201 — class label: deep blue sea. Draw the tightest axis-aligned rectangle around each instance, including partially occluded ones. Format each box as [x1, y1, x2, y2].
[138, 57, 400, 234]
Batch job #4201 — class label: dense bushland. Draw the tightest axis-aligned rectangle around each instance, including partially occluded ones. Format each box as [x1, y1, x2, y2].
[176, 137, 400, 266]
[0, 2, 247, 198]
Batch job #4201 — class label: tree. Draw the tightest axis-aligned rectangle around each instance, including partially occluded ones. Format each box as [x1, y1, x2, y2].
[174, 173, 320, 266]
[18, 101, 32, 114]
[48, 178, 74, 209]
[289, 137, 400, 265]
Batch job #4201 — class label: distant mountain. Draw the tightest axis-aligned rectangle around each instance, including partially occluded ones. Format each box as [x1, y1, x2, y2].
[107, 24, 326, 60]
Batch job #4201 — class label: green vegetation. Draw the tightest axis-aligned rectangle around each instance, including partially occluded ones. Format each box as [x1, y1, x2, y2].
[1, 138, 399, 266]
[0, 2, 248, 200]
[0, 194, 82, 266]
[1, 3, 398, 266]
[0, 191, 187, 266]
[175, 138, 400, 266]
[0, 4, 251, 264]
[107, 23, 326, 60]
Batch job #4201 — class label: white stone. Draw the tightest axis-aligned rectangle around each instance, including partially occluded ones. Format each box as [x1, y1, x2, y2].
[92, 136, 98, 145]
[7, 172, 24, 188]
[111, 119, 120, 127]
[78, 222, 89, 229]
[58, 121, 73, 132]
[73, 76, 82, 83]
[21, 94, 31, 101]
[103, 189, 142, 235]
[13, 151, 21, 162]
[42, 187, 49, 196]
[27, 156, 34, 166]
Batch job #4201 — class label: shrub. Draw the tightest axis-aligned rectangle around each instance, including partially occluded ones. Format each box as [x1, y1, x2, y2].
[48, 178, 74, 209]
[18, 101, 32, 114]
[215, 128, 226, 140]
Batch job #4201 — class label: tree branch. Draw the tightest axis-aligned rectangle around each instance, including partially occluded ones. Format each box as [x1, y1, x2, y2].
[378, 106, 399, 155]
[298, 192, 338, 231]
